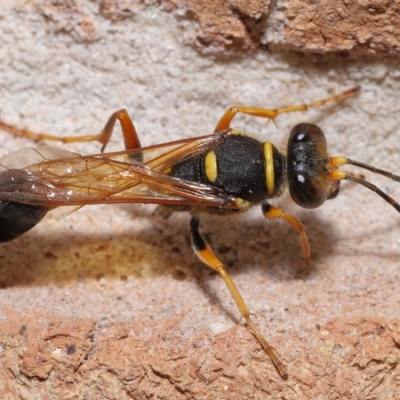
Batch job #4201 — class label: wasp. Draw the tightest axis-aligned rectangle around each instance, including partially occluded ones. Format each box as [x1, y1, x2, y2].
[1, 86, 398, 379]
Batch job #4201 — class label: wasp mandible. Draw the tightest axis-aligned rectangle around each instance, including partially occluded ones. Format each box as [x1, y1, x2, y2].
[1, 86, 398, 379]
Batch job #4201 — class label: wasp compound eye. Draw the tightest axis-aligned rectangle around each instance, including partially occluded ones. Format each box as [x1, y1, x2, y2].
[289, 172, 327, 208]
[289, 122, 327, 144]
[288, 123, 329, 209]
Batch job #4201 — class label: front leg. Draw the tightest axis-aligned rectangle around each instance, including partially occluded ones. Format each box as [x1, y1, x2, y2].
[214, 86, 360, 132]
[190, 216, 288, 379]
[262, 203, 310, 266]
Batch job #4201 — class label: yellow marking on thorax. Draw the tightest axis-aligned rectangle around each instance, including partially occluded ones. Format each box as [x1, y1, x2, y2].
[230, 128, 245, 136]
[263, 142, 275, 195]
[233, 198, 251, 209]
[205, 151, 218, 183]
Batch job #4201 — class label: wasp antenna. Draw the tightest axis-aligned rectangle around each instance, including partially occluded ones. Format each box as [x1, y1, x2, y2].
[329, 168, 400, 213]
[347, 174, 400, 213]
[345, 158, 400, 182]
[330, 156, 400, 182]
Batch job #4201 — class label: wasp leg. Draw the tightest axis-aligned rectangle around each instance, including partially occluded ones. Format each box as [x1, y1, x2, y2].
[262, 203, 310, 266]
[190, 216, 288, 378]
[214, 86, 360, 132]
[0, 109, 140, 152]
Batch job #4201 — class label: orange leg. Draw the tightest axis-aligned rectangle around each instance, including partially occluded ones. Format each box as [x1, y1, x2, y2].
[0, 109, 141, 152]
[262, 203, 310, 266]
[190, 216, 288, 379]
[214, 86, 360, 132]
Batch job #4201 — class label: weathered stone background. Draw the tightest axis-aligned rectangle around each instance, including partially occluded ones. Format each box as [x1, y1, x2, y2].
[0, 1, 400, 399]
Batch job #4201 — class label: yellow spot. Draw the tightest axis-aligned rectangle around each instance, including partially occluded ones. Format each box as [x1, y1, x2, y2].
[235, 198, 244, 206]
[319, 339, 335, 357]
[329, 169, 347, 180]
[205, 151, 218, 183]
[233, 198, 251, 209]
[330, 156, 348, 167]
[264, 142, 275, 195]
[231, 128, 244, 136]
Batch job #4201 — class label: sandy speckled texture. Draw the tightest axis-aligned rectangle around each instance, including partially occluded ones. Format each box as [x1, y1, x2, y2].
[0, 1, 400, 398]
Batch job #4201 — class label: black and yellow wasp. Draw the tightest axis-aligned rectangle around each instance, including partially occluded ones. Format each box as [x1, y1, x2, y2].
[1, 86, 398, 378]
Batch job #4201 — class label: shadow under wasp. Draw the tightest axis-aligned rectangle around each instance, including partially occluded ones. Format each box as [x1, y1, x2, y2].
[0, 86, 399, 379]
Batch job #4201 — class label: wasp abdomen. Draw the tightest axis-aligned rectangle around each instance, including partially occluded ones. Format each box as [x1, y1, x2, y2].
[0, 200, 48, 242]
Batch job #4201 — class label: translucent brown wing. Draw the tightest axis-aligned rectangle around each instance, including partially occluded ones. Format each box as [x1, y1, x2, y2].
[0, 134, 232, 209]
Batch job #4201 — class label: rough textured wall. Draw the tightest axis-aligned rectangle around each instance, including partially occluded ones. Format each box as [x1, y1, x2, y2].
[100, 0, 400, 54]
[0, 1, 400, 399]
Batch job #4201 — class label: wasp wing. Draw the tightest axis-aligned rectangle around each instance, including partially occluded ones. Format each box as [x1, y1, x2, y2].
[0, 146, 84, 220]
[100, 133, 224, 172]
[0, 134, 234, 209]
[0, 145, 79, 171]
